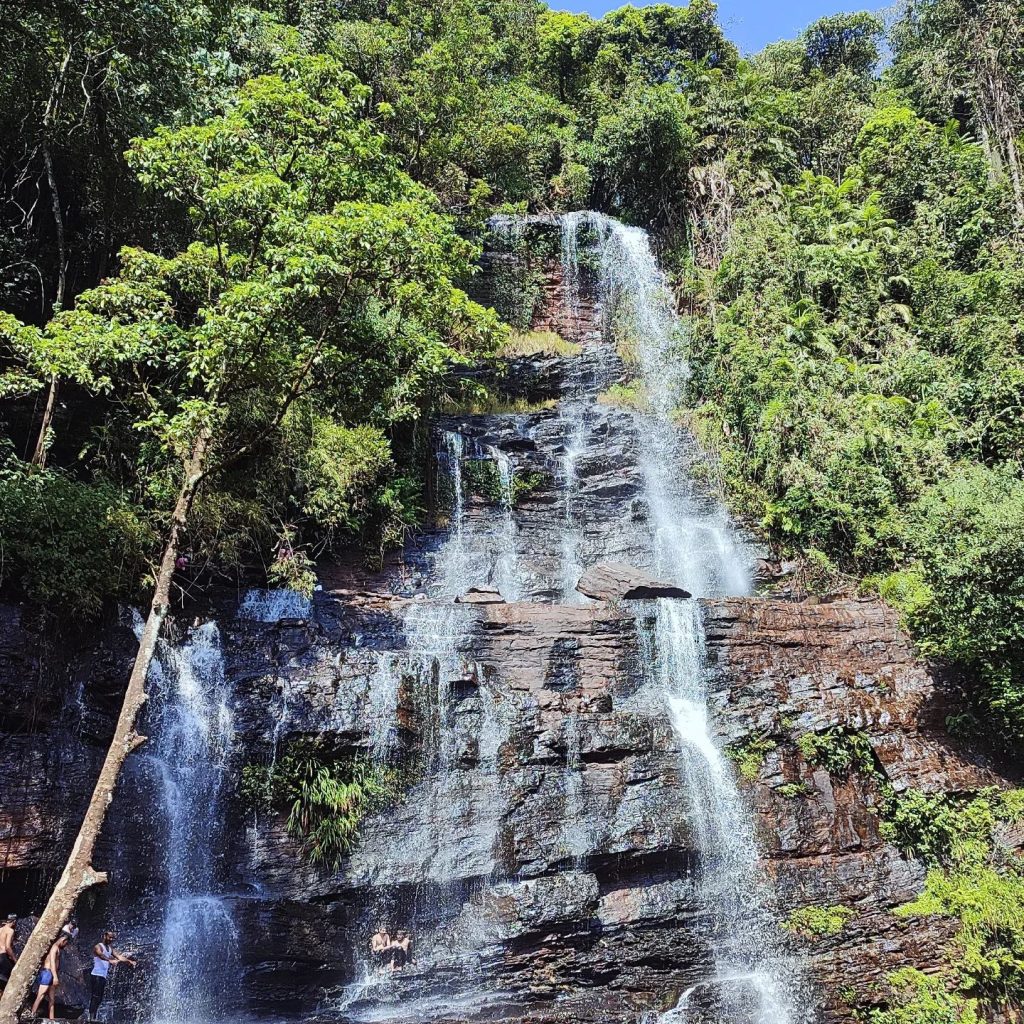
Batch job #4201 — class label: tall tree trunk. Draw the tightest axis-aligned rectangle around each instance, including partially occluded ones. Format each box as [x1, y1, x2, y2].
[0, 429, 211, 1024]
[30, 373, 59, 469]
[31, 46, 72, 470]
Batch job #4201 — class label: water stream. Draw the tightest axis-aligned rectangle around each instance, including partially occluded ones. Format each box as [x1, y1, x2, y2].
[114, 612, 240, 1024]
[559, 213, 798, 1023]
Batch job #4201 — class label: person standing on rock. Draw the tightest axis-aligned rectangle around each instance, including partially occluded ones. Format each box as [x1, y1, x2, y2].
[29, 933, 68, 1020]
[89, 929, 137, 1021]
[0, 915, 17, 983]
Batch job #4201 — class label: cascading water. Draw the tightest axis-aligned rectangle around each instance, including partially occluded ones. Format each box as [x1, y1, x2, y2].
[105, 210, 800, 1024]
[332, 427, 516, 1019]
[558, 213, 800, 1023]
[123, 611, 240, 1024]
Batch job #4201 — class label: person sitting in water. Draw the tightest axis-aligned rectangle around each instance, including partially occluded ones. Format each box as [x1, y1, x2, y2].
[370, 925, 392, 970]
[390, 930, 412, 969]
[30, 933, 69, 1021]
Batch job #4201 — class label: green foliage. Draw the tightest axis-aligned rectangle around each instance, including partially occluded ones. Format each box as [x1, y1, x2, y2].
[896, 466, 1024, 746]
[462, 458, 505, 505]
[1, 52, 498, 605]
[512, 471, 549, 503]
[725, 734, 778, 782]
[294, 416, 422, 555]
[241, 740, 403, 870]
[460, 456, 548, 507]
[0, 461, 156, 616]
[881, 788, 1024, 867]
[801, 13, 884, 81]
[869, 968, 981, 1024]
[783, 904, 854, 937]
[777, 782, 810, 799]
[898, 866, 1024, 1006]
[685, 80, 1024, 752]
[878, 787, 1024, 1012]
[797, 729, 877, 778]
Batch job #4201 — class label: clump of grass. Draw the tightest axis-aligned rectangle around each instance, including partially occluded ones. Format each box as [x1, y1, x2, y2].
[777, 781, 810, 799]
[499, 330, 581, 359]
[784, 904, 855, 937]
[440, 393, 557, 415]
[725, 733, 778, 782]
[597, 381, 649, 412]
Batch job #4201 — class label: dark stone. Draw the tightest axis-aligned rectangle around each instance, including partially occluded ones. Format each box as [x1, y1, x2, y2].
[576, 563, 692, 602]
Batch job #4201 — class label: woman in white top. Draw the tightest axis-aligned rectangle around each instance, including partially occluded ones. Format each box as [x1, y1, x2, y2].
[90, 931, 137, 1021]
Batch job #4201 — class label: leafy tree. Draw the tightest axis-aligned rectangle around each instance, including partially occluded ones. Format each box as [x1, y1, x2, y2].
[534, 10, 601, 104]
[889, 0, 1024, 221]
[801, 12, 885, 82]
[0, 54, 497, 1021]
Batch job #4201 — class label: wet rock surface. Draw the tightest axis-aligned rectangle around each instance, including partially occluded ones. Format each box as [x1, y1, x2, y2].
[0, 219, 1014, 1024]
[576, 562, 692, 602]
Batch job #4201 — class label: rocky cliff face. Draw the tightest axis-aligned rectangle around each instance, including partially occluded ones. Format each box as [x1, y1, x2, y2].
[0, 217, 1011, 1024]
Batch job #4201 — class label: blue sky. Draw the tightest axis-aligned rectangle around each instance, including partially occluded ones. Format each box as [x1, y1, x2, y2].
[560, 1, 875, 54]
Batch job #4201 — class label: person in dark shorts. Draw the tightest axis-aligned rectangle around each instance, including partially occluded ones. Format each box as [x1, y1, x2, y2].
[0, 914, 16, 983]
[89, 929, 137, 1020]
[30, 933, 68, 1020]
[391, 930, 412, 969]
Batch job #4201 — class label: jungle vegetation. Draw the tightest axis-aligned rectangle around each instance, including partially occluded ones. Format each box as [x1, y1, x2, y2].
[0, 3, 1023, 1018]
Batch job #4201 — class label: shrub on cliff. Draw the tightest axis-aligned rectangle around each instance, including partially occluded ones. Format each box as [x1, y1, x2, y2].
[241, 741, 404, 870]
[0, 461, 156, 617]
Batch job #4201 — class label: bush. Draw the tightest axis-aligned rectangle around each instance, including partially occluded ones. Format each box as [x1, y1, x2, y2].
[881, 788, 1024, 866]
[296, 416, 422, 555]
[0, 463, 156, 617]
[241, 739, 404, 870]
[869, 968, 981, 1024]
[894, 465, 1024, 747]
[797, 729, 877, 778]
[898, 867, 1024, 1007]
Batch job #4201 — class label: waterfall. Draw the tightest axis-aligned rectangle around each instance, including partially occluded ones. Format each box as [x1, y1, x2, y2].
[127, 612, 240, 1024]
[237, 587, 312, 622]
[559, 214, 800, 1023]
[489, 445, 522, 602]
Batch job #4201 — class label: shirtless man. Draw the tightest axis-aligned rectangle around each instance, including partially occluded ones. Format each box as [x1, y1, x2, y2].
[369, 925, 391, 971]
[0, 914, 16, 982]
[30, 933, 68, 1021]
[390, 930, 412, 969]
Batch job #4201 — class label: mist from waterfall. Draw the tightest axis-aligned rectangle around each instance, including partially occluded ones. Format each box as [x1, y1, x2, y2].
[559, 212, 800, 1024]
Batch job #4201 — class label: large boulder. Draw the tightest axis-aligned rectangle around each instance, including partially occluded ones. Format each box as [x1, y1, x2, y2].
[576, 563, 691, 602]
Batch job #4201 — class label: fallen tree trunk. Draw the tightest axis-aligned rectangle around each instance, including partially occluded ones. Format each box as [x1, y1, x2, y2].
[0, 430, 210, 1024]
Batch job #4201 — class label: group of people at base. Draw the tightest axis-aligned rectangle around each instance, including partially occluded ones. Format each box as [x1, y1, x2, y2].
[0, 913, 136, 1021]
[370, 925, 413, 972]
